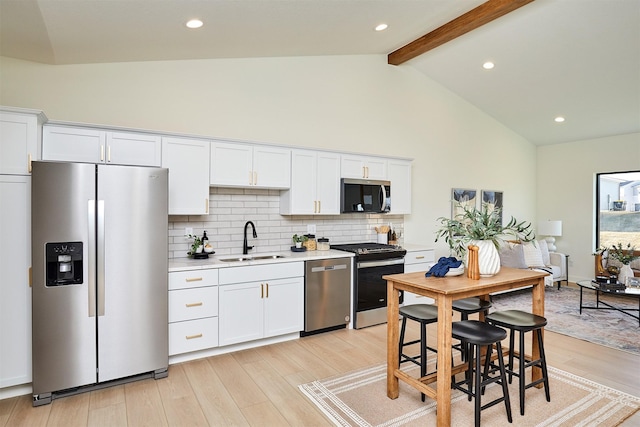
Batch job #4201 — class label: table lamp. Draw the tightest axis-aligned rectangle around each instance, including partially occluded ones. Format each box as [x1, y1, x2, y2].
[538, 220, 562, 252]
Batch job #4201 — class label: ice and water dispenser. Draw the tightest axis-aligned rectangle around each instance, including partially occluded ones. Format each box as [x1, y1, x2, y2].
[45, 242, 83, 286]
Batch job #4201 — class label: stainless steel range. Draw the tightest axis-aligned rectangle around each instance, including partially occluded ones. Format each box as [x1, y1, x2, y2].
[331, 242, 406, 329]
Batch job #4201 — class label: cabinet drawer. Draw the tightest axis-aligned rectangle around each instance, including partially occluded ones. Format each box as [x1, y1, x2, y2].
[169, 268, 218, 290]
[169, 287, 218, 322]
[405, 250, 435, 265]
[169, 317, 218, 356]
[218, 262, 304, 285]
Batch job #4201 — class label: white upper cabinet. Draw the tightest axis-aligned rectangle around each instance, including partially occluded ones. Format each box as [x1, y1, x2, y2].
[105, 132, 161, 166]
[210, 140, 290, 188]
[0, 109, 42, 175]
[162, 136, 210, 215]
[387, 159, 412, 214]
[280, 149, 340, 215]
[43, 125, 161, 167]
[341, 154, 387, 180]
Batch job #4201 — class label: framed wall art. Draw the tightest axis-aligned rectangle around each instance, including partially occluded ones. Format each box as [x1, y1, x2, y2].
[451, 188, 477, 218]
[481, 190, 503, 224]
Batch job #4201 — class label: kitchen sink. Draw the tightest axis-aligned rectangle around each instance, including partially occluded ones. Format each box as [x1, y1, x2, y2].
[219, 254, 285, 262]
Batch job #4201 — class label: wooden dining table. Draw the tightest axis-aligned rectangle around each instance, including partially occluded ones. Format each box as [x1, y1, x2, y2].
[384, 267, 548, 427]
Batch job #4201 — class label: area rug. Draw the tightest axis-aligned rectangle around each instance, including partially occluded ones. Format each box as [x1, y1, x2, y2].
[490, 286, 640, 354]
[299, 362, 640, 427]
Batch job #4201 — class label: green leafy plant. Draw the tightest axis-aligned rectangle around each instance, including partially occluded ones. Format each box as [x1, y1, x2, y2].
[607, 242, 639, 265]
[435, 203, 535, 258]
[187, 234, 202, 255]
[292, 234, 309, 244]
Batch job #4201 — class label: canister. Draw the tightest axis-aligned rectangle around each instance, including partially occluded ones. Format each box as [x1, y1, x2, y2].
[317, 237, 330, 251]
[303, 234, 317, 251]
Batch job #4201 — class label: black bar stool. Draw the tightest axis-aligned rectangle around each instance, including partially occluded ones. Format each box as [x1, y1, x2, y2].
[398, 304, 438, 402]
[451, 320, 512, 427]
[485, 309, 550, 416]
[452, 297, 492, 361]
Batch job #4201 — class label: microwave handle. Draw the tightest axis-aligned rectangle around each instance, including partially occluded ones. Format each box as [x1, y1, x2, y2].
[380, 184, 387, 212]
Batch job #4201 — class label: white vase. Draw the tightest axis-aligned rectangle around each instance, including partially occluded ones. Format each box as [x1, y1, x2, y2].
[469, 240, 501, 277]
[618, 264, 633, 285]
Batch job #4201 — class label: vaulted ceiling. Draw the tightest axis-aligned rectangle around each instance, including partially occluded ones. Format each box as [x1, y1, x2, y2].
[1, 0, 638, 145]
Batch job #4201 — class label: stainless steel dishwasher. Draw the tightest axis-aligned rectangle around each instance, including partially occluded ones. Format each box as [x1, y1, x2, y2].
[303, 257, 352, 335]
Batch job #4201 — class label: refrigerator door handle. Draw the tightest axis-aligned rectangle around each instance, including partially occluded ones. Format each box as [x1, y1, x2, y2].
[88, 200, 96, 318]
[97, 200, 106, 316]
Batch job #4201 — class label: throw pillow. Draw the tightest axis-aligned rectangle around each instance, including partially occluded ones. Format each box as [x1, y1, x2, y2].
[522, 241, 545, 268]
[538, 239, 551, 265]
[499, 242, 528, 269]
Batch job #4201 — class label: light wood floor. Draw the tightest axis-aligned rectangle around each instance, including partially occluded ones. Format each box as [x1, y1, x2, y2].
[1, 312, 639, 426]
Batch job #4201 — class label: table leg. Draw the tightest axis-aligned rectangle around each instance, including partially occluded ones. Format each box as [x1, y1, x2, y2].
[531, 278, 545, 386]
[579, 286, 584, 314]
[387, 281, 399, 399]
[436, 296, 453, 427]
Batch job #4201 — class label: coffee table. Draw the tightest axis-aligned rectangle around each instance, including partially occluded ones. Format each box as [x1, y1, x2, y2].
[576, 280, 640, 326]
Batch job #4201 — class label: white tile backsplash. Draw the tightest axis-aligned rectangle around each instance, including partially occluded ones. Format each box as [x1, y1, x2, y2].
[168, 187, 404, 259]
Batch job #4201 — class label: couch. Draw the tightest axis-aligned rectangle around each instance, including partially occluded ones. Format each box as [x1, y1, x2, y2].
[594, 250, 640, 278]
[499, 239, 568, 288]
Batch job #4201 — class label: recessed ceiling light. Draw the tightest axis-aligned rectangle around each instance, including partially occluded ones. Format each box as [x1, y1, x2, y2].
[554, 116, 565, 123]
[375, 23, 388, 32]
[482, 62, 495, 70]
[186, 19, 203, 29]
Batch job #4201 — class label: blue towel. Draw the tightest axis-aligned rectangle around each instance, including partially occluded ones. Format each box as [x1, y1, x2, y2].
[425, 257, 462, 277]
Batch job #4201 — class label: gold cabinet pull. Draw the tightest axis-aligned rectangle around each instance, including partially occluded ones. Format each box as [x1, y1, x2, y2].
[253, 171, 257, 185]
[261, 283, 264, 298]
[107, 145, 111, 162]
[28, 153, 32, 173]
[185, 277, 203, 282]
[317, 201, 321, 213]
[185, 302, 203, 307]
[100, 145, 105, 161]
[185, 333, 203, 340]
[205, 198, 209, 214]
[265, 283, 269, 298]
[415, 256, 425, 260]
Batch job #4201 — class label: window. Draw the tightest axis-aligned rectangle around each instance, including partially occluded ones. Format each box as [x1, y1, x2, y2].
[596, 170, 640, 249]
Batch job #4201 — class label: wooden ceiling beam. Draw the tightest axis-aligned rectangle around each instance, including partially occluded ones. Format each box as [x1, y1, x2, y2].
[388, 0, 535, 65]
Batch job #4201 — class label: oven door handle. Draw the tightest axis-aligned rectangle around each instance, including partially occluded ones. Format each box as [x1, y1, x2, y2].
[357, 258, 404, 269]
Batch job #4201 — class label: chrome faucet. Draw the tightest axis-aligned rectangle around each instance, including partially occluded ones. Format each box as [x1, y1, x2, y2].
[243, 221, 257, 255]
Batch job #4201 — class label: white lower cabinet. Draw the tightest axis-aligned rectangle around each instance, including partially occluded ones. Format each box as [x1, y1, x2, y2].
[218, 262, 304, 347]
[169, 317, 219, 356]
[168, 269, 218, 356]
[402, 249, 435, 305]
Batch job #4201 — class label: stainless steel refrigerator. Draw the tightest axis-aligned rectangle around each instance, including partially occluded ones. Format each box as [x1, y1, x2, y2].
[31, 161, 168, 406]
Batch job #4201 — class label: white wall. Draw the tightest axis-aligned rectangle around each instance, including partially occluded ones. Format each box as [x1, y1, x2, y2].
[537, 132, 640, 282]
[0, 54, 537, 258]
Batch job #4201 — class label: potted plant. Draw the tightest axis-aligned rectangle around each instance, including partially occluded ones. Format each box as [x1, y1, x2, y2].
[292, 234, 308, 248]
[435, 203, 535, 277]
[187, 234, 203, 257]
[606, 242, 638, 284]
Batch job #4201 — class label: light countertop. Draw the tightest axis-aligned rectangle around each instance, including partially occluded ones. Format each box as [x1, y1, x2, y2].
[169, 249, 354, 272]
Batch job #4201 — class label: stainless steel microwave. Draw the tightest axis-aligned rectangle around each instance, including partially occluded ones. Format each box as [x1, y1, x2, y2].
[340, 178, 391, 213]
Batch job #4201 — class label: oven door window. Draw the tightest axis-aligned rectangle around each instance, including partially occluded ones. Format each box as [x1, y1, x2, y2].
[357, 262, 403, 312]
